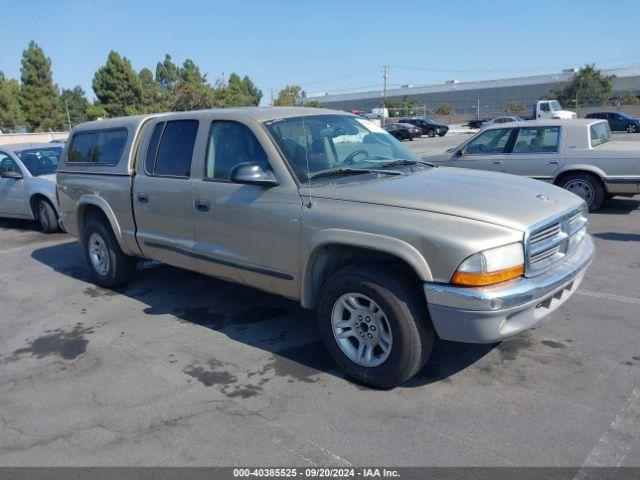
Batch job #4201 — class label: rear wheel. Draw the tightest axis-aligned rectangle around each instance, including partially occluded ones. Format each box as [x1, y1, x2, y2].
[83, 219, 137, 288]
[427, 129, 436, 137]
[317, 265, 434, 388]
[36, 199, 58, 233]
[560, 172, 604, 212]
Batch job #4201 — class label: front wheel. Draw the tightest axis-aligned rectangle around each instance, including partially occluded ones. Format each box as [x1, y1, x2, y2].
[561, 172, 604, 212]
[317, 265, 434, 388]
[627, 123, 638, 133]
[427, 129, 436, 137]
[36, 199, 59, 233]
[83, 219, 137, 288]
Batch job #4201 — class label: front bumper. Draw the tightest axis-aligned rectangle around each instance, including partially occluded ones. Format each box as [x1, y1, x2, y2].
[423, 234, 595, 343]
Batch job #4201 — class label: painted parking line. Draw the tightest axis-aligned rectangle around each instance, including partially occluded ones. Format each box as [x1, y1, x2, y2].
[577, 290, 640, 305]
[574, 388, 640, 478]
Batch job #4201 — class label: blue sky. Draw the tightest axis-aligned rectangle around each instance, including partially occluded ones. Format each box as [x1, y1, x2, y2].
[1, 0, 639, 104]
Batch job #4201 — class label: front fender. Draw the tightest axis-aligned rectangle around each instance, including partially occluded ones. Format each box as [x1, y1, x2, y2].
[300, 228, 433, 308]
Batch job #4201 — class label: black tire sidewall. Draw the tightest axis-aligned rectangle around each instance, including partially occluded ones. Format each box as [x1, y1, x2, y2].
[317, 267, 433, 388]
[428, 129, 436, 137]
[37, 200, 57, 233]
[83, 220, 135, 288]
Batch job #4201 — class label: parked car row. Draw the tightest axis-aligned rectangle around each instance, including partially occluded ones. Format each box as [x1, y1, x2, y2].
[382, 122, 421, 140]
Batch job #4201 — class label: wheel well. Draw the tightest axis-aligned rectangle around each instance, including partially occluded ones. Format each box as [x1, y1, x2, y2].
[304, 244, 422, 309]
[78, 204, 110, 241]
[554, 170, 605, 191]
[29, 194, 54, 218]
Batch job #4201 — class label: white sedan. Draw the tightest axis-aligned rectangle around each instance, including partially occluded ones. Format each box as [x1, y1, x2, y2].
[0, 142, 64, 232]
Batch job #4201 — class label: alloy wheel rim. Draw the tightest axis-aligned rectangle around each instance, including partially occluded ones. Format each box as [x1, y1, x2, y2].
[88, 233, 110, 276]
[331, 293, 393, 368]
[565, 179, 594, 205]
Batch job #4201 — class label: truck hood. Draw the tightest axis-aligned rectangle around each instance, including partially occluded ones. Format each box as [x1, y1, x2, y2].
[303, 167, 583, 232]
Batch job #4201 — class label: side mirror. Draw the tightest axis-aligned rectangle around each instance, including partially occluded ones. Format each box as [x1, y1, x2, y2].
[454, 150, 463, 157]
[230, 163, 278, 187]
[0, 170, 23, 179]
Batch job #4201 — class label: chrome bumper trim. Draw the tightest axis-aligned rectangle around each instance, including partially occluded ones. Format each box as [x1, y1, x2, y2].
[424, 234, 594, 312]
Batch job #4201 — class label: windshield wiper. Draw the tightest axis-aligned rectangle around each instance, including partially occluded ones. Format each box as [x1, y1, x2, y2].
[378, 159, 435, 168]
[309, 167, 403, 180]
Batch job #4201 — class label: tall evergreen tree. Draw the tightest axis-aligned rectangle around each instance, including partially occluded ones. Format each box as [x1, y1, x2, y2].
[552, 64, 614, 108]
[19, 41, 63, 131]
[274, 85, 302, 106]
[155, 54, 180, 91]
[93, 51, 144, 117]
[139, 68, 167, 113]
[0, 72, 25, 131]
[59, 86, 90, 127]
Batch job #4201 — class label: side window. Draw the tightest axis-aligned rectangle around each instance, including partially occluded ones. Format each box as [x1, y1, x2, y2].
[68, 132, 95, 162]
[540, 103, 551, 112]
[153, 120, 199, 177]
[512, 127, 560, 153]
[144, 122, 164, 174]
[205, 121, 270, 181]
[0, 153, 20, 173]
[67, 129, 127, 164]
[463, 128, 512, 154]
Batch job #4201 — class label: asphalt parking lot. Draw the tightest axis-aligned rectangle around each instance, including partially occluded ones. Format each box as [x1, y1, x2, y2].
[1, 133, 639, 467]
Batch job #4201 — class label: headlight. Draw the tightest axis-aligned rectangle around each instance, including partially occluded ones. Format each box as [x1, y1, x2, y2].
[451, 242, 525, 286]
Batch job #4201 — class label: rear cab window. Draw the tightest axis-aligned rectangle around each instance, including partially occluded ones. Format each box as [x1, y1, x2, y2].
[144, 120, 199, 178]
[68, 129, 128, 164]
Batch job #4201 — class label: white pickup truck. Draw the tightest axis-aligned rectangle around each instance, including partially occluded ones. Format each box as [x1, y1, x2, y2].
[531, 100, 576, 120]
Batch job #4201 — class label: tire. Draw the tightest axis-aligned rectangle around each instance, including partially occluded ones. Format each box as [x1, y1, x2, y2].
[438, 131, 446, 137]
[560, 172, 604, 212]
[36, 199, 59, 233]
[626, 123, 638, 133]
[82, 219, 137, 288]
[427, 129, 436, 137]
[317, 264, 434, 388]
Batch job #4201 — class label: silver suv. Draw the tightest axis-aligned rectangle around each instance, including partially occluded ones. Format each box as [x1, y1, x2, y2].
[56, 107, 594, 388]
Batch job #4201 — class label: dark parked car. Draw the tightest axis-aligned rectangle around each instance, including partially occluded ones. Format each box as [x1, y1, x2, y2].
[585, 111, 640, 133]
[467, 118, 490, 129]
[399, 118, 448, 137]
[382, 122, 421, 140]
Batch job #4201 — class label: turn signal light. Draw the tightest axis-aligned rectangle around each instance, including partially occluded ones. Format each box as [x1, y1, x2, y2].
[451, 264, 525, 286]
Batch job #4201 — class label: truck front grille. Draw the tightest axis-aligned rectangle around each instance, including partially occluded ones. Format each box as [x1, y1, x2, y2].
[525, 206, 588, 276]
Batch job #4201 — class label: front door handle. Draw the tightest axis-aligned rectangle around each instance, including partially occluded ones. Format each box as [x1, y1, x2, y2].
[548, 160, 559, 165]
[137, 192, 149, 203]
[492, 160, 503, 166]
[195, 199, 210, 212]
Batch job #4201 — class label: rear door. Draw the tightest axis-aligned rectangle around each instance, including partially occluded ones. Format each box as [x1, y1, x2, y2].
[134, 119, 201, 270]
[449, 128, 513, 173]
[0, 151, 28, 217]
[505, 125, 562, 181]
[192, 119, 301, 298]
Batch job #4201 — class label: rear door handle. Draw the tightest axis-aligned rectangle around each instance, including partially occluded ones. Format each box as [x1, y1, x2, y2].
[548, 160, 559, 165]
[137, 193, 149, 203]
[195, 199, 210, 212]
[492, 160, 503, 166]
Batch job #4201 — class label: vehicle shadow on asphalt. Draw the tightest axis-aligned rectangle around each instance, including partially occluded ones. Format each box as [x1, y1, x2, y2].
[31, 240, 494, 389]
[594, 197, 640, 215]
[0, 218, 40, 231]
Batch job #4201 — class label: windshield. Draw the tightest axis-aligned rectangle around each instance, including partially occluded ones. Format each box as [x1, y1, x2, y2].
[550, 101, 561, 111]
[265, 115, 421, 183]
[15, 147, 63, 176]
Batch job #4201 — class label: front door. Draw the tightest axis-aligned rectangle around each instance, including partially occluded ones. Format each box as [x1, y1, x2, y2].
[505, 126, 562, 181]
[193, 120, 301, 298]
[449, 128, 513, 173]
[0, 152, 28, 217]
[134, 119, 200, 270]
